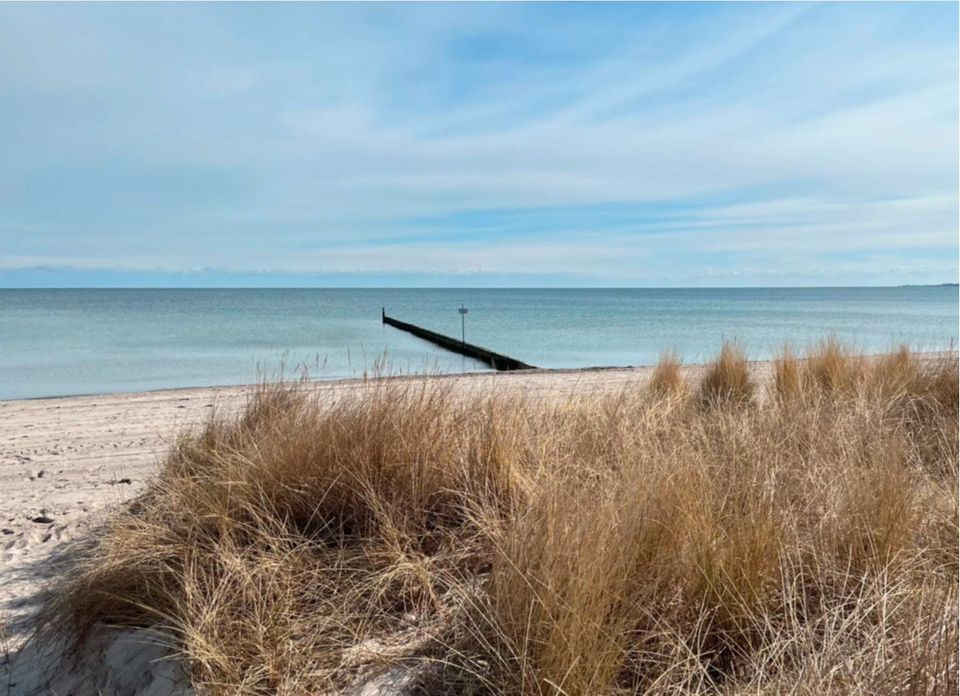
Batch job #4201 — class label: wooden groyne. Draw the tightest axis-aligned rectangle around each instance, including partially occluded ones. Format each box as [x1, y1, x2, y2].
[382, 309, 535, 371]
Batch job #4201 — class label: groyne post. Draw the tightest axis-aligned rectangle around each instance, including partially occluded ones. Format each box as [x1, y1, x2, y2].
[381, 309, 534, 372]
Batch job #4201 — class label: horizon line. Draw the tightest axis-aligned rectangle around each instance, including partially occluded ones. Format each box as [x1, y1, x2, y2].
[1, 283, 956, 291]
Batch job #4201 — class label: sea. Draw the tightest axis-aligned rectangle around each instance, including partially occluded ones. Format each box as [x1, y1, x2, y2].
[0, 287, 956, 400]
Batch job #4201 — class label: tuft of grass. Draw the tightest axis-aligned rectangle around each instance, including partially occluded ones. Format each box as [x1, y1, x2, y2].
[921, 352, 959, 415]
[869, 343, 923, 400]
[773, 345, 805, 401]
[697, 341, 754, 408]
[648, 351, 686, 398]
[805, 336, 864, 394]
[40, 344, 959, 695]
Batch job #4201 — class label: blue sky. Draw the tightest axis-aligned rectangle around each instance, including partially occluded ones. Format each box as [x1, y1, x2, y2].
[1, 2, 957, 287]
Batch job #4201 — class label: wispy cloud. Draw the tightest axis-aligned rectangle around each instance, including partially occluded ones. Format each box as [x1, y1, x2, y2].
[0, 2, 956, 286]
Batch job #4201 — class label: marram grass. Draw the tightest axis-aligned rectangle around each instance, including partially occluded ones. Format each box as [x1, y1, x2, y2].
[43, 342, 958, 695]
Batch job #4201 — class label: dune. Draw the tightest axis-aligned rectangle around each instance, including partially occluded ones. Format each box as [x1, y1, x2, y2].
[0, 349, 955, 694]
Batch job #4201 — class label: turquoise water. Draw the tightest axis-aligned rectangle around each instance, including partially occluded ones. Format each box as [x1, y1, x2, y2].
[0, 287, 956, 400]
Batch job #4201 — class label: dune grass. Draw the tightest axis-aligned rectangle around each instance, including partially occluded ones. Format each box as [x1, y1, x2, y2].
[42, 343, 958, 694]
[648, 350, 687, 398]
[697, 341, 754, 408]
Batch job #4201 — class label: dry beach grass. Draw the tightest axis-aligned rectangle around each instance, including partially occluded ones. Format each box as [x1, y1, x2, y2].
[35, 342, 960, 694]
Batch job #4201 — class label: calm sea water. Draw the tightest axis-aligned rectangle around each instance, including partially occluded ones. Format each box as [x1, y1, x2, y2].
[0, 287, 956, 400]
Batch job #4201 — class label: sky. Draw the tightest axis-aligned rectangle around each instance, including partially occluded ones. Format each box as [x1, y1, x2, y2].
[0, 2, 957, 288]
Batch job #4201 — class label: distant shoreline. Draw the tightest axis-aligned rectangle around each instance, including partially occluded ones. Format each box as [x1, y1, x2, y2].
[1, 349, 954, 404]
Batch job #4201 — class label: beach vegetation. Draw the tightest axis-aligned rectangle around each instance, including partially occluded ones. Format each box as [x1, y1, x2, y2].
[648, 350, 686, 398]
[696, 340, 754, 408]
[41, 343, 959, 695]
